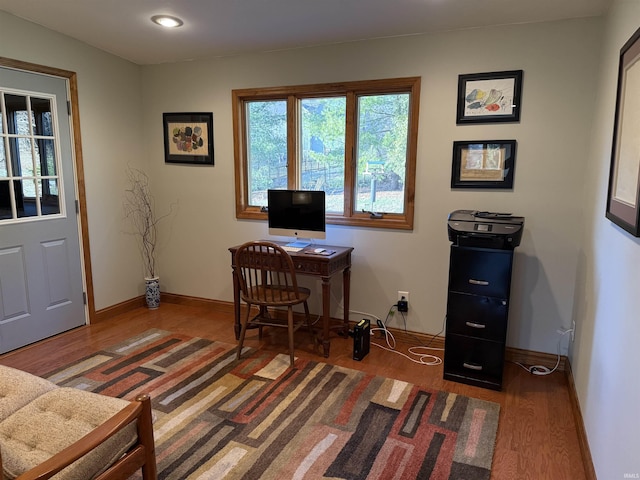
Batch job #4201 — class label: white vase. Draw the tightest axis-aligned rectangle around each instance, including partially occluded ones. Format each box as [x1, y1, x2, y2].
[144, 277, 160, 309]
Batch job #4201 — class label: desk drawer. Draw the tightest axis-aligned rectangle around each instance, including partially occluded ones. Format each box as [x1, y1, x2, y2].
[448, 247, 513, 297]
[293, 260, 322, 275]
[444, 334, 505, 389]
[446, 292, 508, 341]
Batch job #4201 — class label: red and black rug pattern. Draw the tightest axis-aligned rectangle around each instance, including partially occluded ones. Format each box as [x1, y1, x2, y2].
[45, 329, 500, 479]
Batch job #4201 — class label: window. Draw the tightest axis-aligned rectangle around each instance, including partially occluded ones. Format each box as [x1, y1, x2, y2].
[232, 77, 420, 230]
[0, 89, 62, 222]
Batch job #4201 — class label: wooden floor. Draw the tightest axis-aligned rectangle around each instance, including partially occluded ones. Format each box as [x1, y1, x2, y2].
[0, 303, 586, 479]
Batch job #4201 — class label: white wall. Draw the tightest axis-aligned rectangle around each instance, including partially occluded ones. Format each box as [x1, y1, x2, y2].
[4, 7, 640, 475]
[573, 0, 640, 477]
[0, 11, 603, 356]
[141, 18, 602, 356]
[0, 11, 144, 310]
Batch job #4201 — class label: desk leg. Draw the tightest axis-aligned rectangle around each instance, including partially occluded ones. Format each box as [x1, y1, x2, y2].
[342, 266, 351, 334]
[232, 268, 241, 340]
[321, 275, 331, 357]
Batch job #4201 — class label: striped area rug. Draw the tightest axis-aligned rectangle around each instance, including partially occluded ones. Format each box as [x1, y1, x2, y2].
[45, 329, 500, 479]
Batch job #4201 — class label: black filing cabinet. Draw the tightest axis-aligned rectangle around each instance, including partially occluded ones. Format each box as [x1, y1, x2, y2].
[443, 245, 514, 390]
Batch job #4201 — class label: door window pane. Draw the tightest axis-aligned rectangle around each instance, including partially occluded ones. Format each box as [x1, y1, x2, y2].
[39, 139, 57, 176]
[16, 179, 35, 218]
[17, 137, 35, 178]
[0, 90, 63, 222]
[355, 93, 410, 214]
[246, 100, 287, 206]
[0, 139, 6, 177]
[39, 179, 60, 215]
[300, 97, 346, 214]
[5, 95, 32, 135]
[0, 180, 10, 219]
[31, 97, 53, 135]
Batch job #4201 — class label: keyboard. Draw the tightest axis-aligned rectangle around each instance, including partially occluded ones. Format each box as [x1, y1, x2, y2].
[281, 245, 304, 252]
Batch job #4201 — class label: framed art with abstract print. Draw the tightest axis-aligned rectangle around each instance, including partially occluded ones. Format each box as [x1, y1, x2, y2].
[606, 26, 640, 237]
[163, 112, 214, 165]
[456, 70, 523, 125]
[451, 140, 517, 189]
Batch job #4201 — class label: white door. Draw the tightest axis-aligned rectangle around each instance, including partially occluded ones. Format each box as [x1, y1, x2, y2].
[0, 67, 86, 354]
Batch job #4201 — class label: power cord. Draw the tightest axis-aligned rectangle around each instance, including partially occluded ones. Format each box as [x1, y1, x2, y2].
[369, 303, 444, 366]
[326, 286, 571, 375]
[370, 327, 442, 366]
[388, 308, 445, 350]
[332, 293, 444, 366]
[514, 328, 573, 376]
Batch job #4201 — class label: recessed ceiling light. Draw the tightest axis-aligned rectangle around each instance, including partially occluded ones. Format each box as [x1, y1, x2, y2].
[151, 15, 184, 28]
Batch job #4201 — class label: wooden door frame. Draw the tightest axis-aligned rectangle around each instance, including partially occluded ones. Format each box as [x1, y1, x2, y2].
[0, 56, 96, 323]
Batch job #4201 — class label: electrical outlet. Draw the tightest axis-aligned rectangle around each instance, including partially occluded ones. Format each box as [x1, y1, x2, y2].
[397, 291, 409, 313]
[571, 320, 576, 342]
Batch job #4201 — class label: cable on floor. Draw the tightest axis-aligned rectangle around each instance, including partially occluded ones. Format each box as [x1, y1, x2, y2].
[333, 295, 445, 366]
[514, 328, 573, 376]
[370, 327, 442, 365]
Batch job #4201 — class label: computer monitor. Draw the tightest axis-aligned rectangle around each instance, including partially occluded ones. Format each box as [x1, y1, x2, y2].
[267, 189, 326, 246]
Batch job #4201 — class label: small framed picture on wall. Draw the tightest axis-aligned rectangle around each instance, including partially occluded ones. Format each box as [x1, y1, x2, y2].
[456, 70, 523, 125]
[451, 140, 517, 189]
[163, 112, 214, 165]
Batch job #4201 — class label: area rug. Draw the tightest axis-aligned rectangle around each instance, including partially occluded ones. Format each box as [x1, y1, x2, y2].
[44, 329, 500, 480]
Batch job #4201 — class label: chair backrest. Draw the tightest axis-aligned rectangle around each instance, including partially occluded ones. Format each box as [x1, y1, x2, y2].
[234, 241, 303, 305]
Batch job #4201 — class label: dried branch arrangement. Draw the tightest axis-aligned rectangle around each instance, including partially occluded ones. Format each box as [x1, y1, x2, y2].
[123, 167, 172, 279]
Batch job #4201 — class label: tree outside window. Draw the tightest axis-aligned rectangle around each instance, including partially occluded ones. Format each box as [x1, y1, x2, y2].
[232, 77, 420, 230]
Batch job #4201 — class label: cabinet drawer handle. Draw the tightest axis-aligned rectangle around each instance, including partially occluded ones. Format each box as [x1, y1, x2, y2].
[465, 321, 486, 329]
[463, 362, 483, 371]
[468, 279, 489, 286]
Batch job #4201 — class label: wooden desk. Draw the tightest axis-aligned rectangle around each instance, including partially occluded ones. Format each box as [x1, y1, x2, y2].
[229, 242, 353, 357]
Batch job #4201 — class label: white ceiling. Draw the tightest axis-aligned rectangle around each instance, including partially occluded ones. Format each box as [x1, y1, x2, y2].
[0, 0, 611, 65]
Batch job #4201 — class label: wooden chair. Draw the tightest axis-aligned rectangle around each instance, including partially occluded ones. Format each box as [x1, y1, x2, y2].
[234, 241, 314, 366]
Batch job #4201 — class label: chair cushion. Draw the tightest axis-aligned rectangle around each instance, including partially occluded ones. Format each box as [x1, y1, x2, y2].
[0, 388, 137, 480]
[0, 366, 58, 422]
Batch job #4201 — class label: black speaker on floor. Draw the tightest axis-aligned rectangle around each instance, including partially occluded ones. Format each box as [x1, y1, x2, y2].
[353, 319, 370, 361]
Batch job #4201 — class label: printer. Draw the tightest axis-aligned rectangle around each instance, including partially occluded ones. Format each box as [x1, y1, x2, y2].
[447, 209, 524, 249]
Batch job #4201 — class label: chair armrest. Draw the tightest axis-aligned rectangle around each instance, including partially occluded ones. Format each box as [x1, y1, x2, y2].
[14, 393, 156, 480]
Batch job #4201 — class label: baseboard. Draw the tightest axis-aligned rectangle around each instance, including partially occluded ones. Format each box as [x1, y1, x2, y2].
[93, 292, 233, 323]
[94, 296, 145, 323]
[565, 358, 597, 480]
[98, 293, 566, 371]
[96, 293, 567, 373]
[364, 324, 566, 372]
[505, 345, 566, 372]
[161, 292, 235, 314]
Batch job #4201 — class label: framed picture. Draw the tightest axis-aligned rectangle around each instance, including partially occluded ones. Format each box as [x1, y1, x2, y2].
[163, 112, 214, 165]
[456, 70, 523, 125]
[606, 26, 640, 237]
[451, 140, 517, 189]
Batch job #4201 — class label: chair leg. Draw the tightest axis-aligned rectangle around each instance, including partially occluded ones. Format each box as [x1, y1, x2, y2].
[258, 306, 267, 340]
[287, 307, 295, 366]
[237, 305, 251, 361]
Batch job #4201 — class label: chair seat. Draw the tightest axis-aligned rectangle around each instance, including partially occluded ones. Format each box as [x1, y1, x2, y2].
[241, 285, 311, 306]
[0, 366, 58, 422]
[0, 388, 137, 480]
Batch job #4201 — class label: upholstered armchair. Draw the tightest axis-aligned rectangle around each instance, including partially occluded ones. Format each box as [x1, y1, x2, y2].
[0, 365, 157, 480]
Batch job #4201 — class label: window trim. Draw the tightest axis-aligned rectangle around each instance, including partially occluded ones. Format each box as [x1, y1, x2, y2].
[232, 76, 420, 230]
